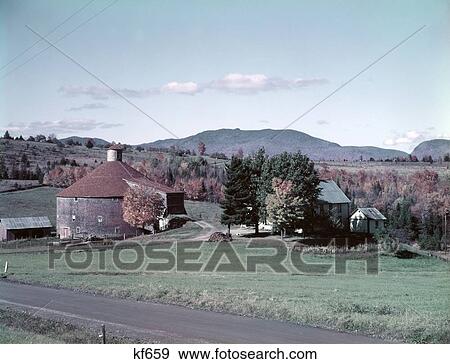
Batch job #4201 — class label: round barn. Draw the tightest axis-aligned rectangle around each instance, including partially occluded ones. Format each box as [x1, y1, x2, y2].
[56, 145, 186, 239]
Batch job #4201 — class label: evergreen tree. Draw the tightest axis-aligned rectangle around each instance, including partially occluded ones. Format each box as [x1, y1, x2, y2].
[3, 130, 12, 139]
[242, 148, 267, 233]
[220, 156, 249, 234]
[85, 139, 94, 149]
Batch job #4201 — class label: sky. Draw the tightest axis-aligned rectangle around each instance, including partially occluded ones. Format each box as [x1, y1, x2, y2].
[0, 0, 449, 152]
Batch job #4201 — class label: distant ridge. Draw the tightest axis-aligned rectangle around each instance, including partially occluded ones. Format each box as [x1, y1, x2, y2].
[141, 128, 410, 161]
[411, 139, 450, 160]
[60, 136, 110, 147]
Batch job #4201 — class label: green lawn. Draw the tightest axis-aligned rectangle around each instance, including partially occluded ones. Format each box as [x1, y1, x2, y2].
[0, 187, 60, 225]
[185, 200, 223, 227]
[2, 243, 449, 343]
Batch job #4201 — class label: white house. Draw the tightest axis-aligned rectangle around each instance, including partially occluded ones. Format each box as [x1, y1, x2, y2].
[350, 208, 387, 234]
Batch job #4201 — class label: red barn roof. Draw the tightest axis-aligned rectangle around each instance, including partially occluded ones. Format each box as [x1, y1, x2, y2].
[57, 161, 179, 198]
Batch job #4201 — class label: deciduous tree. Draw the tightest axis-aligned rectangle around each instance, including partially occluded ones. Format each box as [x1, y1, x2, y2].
[122, 185, 165, 232]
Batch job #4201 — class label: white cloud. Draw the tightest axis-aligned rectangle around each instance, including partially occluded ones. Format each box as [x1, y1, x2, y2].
[316, 119, 329, 125]
[383, 130, 422, 146]
[59, 86, 158, 100]
[59, 73, 328, 99]
[209, 73, 328, 94]
[161, 81, 201, 95]
[6, 119, 122, 135]
[383, 129, 450, 147]
[67, 102, 109, 111]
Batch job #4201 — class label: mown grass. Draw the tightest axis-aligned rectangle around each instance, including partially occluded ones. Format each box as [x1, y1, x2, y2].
[2, 242, 449, 343]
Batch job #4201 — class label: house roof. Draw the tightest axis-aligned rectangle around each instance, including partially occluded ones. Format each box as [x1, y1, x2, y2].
[0, 216, 52, 230]
[57, 161, 180, 198]
[318, 180, 351, 204]
[353, 208, 387, 220]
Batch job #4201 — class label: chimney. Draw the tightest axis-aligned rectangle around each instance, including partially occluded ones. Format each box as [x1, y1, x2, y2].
[107, 144, 123, 162]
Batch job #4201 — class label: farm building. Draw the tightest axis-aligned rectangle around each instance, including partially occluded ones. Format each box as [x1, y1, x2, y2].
[350, 208, 387, 234]
[316, 180, 352, 229]
[0, 216, 52, 241]
[56, 145, 186, 239]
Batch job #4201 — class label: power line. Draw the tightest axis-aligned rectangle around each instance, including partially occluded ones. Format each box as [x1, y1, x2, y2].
[1, 0, 119, 81]
[26, 25, 179, 139]
[270, 25, 426, 141]
[0, 0, 96, 73]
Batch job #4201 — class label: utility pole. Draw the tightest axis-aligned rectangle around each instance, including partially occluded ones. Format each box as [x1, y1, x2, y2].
[445, 209, 448, 252]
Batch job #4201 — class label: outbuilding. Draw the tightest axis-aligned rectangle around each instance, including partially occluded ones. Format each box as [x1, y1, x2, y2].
[56, 144, 186, 239]
[350, 208, 387, 234]
[0, 216, 52, 241]
[316, 180, 352, 229]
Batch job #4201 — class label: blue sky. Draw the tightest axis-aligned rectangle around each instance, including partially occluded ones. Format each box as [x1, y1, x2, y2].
[0, 0, 448, 152]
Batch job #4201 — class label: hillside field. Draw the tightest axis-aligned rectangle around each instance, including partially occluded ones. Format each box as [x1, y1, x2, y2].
[0, 187, 60, 225]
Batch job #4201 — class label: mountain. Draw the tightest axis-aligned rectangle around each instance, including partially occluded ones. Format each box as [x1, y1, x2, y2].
[142, 128, 410, 161]
[60, 136, 110, 147]
[411, 139, 450, 160]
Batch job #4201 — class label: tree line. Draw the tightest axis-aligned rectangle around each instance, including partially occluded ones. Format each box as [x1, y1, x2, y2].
[220, 148, 320, 236]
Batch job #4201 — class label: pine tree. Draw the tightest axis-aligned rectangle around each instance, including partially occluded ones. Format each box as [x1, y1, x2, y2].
[242, 148, 267, 233]
[85, 139, 94, 149]
[3, 130, 11, 139]
[221, 156, 249, 234]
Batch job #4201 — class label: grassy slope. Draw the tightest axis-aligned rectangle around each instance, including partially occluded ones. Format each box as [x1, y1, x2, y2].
[0, 307, 157, 344]
[185, 200, 223, 227]
[3, 245, 449, 343]
[0, 187, 60, 225]
[0, 324, 61, 344]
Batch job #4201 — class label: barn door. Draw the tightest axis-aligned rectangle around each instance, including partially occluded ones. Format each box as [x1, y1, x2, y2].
[61, 227, 70, 239]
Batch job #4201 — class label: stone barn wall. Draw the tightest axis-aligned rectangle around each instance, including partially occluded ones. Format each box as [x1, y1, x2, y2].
[57, 197, 138, 239]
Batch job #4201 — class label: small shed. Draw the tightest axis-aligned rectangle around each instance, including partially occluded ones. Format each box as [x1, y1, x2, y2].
[350, 208, 386, 234]
[0, 216, 52, 241]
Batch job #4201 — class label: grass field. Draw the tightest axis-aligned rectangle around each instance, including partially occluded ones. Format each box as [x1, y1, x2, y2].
[0, 187, 60, 225]
[185, 200, 223, 227]
[0, 324, 61, 344]
[2, 243, 449, 343]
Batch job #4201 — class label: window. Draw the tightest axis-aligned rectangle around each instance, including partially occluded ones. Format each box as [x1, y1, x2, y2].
[375, 221, 379, 228]
[72, 215, 76, 221]
[76, 226, 81, 233]
[114, 227, 120, 234]
[97, 216, 103, 223]
[337, 204, 342, 213]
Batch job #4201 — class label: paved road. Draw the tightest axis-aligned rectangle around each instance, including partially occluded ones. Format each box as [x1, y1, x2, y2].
[0, 280, 382, 343]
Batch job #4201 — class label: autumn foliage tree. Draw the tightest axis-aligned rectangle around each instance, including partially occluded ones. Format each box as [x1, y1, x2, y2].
[197, 142, 206, 156]
[122, 185, 165, 233]
[266, 178, 306, 237]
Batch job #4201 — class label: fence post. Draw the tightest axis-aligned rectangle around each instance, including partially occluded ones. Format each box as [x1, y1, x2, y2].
[100, 324, 106, 344]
